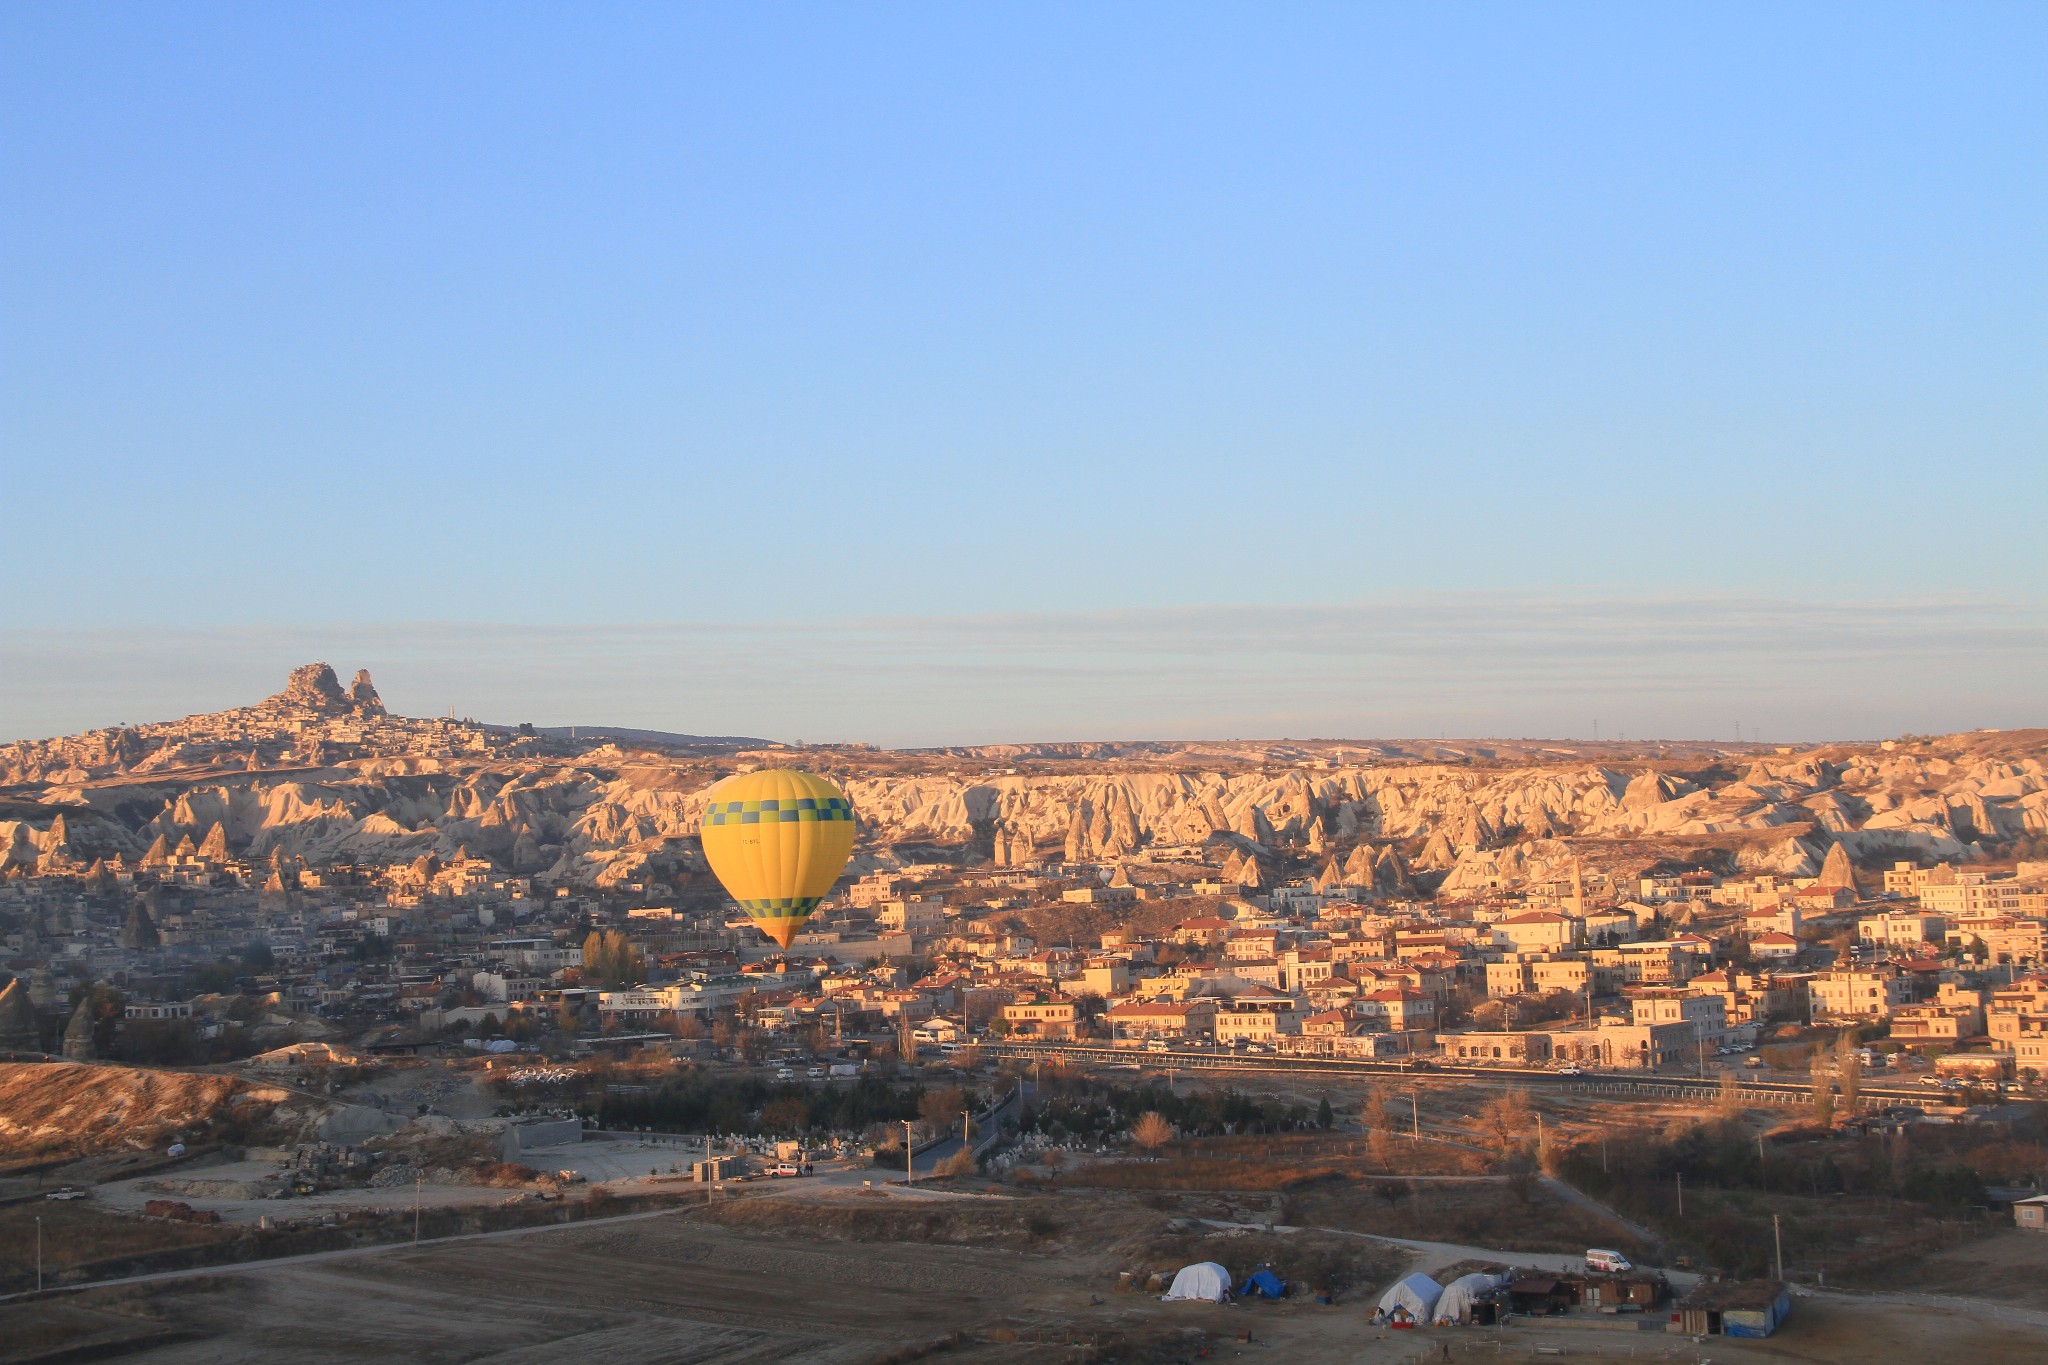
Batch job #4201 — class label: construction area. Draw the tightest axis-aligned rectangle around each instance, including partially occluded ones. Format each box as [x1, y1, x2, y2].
[9, 1056, 2048, 1362]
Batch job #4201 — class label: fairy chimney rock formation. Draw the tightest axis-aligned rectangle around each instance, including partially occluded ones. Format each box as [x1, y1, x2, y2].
[61, 992, 96, 1062]
[122, 898, 161, 951]
[349, 669, 385, 714]
[0, 976, 38, 1051]
[1813, 841, 1859, 895]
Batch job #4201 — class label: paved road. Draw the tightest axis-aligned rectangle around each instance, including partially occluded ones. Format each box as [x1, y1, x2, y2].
[909, 1084, 1026, 1176]
[1540, 1175, 1658, 1242]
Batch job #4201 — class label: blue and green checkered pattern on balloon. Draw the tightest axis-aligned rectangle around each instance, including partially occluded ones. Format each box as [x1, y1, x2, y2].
[702, 797, 853, 826]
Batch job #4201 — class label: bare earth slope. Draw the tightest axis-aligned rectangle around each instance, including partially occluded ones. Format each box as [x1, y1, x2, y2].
[0, 1062, 305, 1173]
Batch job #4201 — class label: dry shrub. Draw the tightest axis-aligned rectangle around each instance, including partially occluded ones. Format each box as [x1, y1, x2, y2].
[1131, 1111, 1174, 1150]
[475, 1162, 544, 1187]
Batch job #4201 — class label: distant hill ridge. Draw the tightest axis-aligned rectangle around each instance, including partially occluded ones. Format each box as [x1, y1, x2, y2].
[0, 663, 2040, 894]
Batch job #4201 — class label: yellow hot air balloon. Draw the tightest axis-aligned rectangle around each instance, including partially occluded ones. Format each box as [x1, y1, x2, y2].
[697, 769, 856, 948]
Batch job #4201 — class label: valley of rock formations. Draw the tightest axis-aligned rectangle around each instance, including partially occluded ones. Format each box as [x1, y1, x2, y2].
[2, 664, 2044, 895]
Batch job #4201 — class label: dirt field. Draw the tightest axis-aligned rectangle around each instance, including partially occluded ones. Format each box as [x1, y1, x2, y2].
[7, 1186, 2048, 1363]
[1840, 1227, 2048, 1310]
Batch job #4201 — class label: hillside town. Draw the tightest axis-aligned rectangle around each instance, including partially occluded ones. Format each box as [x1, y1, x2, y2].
[5, 668, 2047, 1101]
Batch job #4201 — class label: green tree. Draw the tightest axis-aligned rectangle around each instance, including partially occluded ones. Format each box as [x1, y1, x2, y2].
[1363, 1085, 1396, 1167]
[1835, 1033, 1863, 1115]
[761, 1096, 810, 1132]
[1317, 1095, 1335, 1129]
[581, 931, 646, 989]
[1811, 1053, 1836, 1129]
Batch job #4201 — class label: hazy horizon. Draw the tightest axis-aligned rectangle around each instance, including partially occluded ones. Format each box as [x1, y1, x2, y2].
[6, 591, 2041, 748]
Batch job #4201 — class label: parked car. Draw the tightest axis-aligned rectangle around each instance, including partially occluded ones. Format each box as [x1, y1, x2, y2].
[1556, 1065, 1586, 1077]
[769, 1163, 802, 1177]
[45, 1187, 86, 1201]
[1920, 1074, 1947, 1086]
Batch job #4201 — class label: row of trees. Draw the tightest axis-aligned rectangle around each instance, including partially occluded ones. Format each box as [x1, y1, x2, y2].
[593, 1072, 941, 1137]
[1017, 1078, 1331, 1143]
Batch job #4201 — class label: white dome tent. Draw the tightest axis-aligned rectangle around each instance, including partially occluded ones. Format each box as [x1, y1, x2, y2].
[1374, 1272, 1443, 1326]
[1432, 1272, 1504, 1324]
[1161, 1262, 1233, 1303]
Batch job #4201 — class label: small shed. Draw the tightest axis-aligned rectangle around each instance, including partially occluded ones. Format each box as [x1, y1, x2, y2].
[1674, 1281, 1791, 1338]
[1583, 1272, 1667, 1310]
[2015, 1194, 2048, 1232]
[1506, 1276, 1574, 1316]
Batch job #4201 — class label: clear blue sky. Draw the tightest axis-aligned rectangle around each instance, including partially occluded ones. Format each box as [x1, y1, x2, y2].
[3, 4, 2043, 743]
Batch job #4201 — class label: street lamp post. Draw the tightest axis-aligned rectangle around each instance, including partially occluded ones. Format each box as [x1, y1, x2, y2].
[903, 1119, 915, 1185]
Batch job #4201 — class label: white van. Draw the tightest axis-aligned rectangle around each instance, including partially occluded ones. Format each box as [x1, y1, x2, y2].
[1585, 1248, 1633, 1274]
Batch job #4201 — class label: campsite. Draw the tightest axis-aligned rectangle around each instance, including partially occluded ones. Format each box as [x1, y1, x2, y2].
[13, 1181, 2048, 1365]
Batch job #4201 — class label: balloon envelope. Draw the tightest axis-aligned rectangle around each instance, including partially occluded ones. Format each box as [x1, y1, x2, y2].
[697, 769, 856, 947]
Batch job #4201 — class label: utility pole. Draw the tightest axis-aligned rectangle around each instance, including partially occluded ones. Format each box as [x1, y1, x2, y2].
[1411, 1091, 1420, 1140]
[1773, 1213, 1785, 1282]
[1676, 1172, 1684, 1218]
[1537, 1112, 1545, 1160]
[413, 1169, 422, 1247]
[903, 1119, 915, 1185]
[35, 1215, 42, 1293]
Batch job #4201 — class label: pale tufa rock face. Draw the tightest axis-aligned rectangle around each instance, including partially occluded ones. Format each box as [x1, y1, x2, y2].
[349, 669, 384, 714]
[277, 664, 351, 713]
[0, 667, 2042, 890]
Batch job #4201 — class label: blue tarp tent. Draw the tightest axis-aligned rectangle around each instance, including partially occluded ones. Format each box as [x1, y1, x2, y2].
[1239, 1271, 1285, 1299]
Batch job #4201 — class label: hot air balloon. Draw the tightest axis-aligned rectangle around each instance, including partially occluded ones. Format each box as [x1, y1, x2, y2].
[697, 769, 856, 948]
